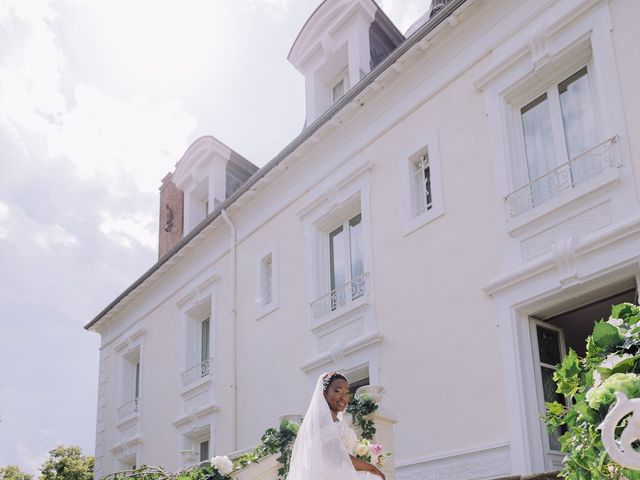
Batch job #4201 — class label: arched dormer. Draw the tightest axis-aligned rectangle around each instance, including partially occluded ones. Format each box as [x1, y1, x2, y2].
[158, 136, 257, 257]
[173, 136, 232, 234]
[288, 0, 403, 124]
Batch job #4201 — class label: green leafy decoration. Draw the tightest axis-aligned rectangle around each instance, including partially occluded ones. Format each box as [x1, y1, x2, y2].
[347, 393, 379, 440]
[592, 321, 621, 350]
[543, 303, 640, 479]
[99, 397, 381, 480]
[554, 349, 581, 398]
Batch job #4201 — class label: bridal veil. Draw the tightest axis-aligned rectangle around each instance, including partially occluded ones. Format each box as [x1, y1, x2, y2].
[286, 373, 360, 480]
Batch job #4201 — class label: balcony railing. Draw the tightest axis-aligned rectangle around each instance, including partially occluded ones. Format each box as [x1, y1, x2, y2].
[311, 272, 369, 319]
[181, 357, 212, 387]
[504, 136, 620, 219]
[117, 398, 138, 419]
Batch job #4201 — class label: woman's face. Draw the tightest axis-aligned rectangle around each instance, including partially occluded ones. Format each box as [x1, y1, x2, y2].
[324, 378, 350, 413]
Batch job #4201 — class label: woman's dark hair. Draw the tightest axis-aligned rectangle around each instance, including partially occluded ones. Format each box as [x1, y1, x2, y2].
[322, 371, 348, 392]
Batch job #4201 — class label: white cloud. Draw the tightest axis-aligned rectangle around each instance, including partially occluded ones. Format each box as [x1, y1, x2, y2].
[48, 84, 197, 193]
[0, 200, 78, 250]
[16, 439, 48, 475]
[34, 224, 79, 250]
[379, 0, 426, 33]
[241, 0, 290, 20]
[0, 201, 9, 239]
[99, 210, 157, 250]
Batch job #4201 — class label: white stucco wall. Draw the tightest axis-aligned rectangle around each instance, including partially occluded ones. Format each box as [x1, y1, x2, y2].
[91, 0, 640, 478]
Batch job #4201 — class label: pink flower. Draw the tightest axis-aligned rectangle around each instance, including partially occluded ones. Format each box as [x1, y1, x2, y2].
[370, 444, 383, 455]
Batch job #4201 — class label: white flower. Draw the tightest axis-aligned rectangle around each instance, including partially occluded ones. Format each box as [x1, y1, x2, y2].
[593, 369, 603, 388]
[210, 455, 233, 475]
[600, 353, 632, 370]
[355, 443, 369, 457]
[607, 316, 625, 327]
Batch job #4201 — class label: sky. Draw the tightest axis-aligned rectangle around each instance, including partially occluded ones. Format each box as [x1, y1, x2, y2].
[0, 0, 426, 474]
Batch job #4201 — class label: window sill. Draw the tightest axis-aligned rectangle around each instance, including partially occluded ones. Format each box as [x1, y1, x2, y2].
[256, 301, 279, 321]
[116, 411, 140, 430]
[180, 374, 213, 398]
[402, 204, 445, 237]
[310, 294, 370, 333]
[505, 168, 621, 237]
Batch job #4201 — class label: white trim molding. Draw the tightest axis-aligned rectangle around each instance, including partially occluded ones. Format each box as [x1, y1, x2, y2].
[396, 443, 510, 480]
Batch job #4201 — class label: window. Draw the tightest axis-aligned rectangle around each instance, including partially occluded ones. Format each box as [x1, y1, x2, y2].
[118, 350, 141, 419]
[181, 427, 211, 468]
[330, 70, 348, 104]
[519, 67, 599, 206]
[199, 440, 209, 463]
[200, 318, 210, 364]
[399, 131, 444, 236]
[332, 79, 345, 103]
[328, 213, 365, 310]
[256, 245, 279, 319]
[531, 321, 566, 453]
[182, 301, 213, 388]
[260, 254, 273, 306]
[410, 151, 433, 216]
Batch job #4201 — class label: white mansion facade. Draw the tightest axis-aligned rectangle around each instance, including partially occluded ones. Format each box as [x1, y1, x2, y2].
[86, 0, 640, 478]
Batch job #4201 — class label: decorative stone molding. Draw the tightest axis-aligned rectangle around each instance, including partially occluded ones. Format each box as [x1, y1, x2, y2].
[526, 19, 550, 71]
[520, 202, 612, 260]
[396, 444, 510, 480]
[551, 236, 578, 288]
[318, 319, 365, 353]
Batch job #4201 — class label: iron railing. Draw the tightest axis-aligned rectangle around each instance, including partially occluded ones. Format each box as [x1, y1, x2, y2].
[117, 398, 138, 419]
[181, 357, 212, 387]
[504, 136, 620, 219]
[311, 273, 369, 319]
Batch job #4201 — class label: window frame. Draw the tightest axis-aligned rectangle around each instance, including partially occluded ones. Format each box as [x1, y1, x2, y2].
[398, 129, 445, 236]
[330, 69, 348, 104]
[255, 242, 279, 320]
[514, 64, 600, 200]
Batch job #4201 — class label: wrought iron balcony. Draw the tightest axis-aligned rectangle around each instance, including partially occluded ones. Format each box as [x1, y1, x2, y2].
[181, 357, 212, 387]
[504, 136, 620, 219]
[311, 272, 369, 319]
[117, 398, 138, 419]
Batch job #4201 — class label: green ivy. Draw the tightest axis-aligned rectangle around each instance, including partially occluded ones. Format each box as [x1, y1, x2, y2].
[101, 396, 380, 480]
[544, 302, 640, 479]
[347, 392, 379, 440]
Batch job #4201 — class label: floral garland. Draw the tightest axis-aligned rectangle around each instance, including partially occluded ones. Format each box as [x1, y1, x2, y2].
[544, 302, 640, 479]
[102, 393, 382, 480]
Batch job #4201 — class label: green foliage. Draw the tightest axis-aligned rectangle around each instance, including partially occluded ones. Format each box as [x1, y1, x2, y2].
[543, 303, 640, 479]
[0, 465, 33, 480]
[39, 446, 94, 480]
[347, 392, 378, 440]
[254, 419, 299, 480]
[100, 393, 382, 480]
[592, 321, 621, 350]
[554, 350, 582, 398]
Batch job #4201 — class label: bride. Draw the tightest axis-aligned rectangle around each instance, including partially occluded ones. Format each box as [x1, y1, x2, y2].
[287, 371, 386, 480]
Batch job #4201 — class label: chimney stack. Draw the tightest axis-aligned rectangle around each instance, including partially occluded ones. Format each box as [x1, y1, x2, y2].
[158, 173, 184, 259]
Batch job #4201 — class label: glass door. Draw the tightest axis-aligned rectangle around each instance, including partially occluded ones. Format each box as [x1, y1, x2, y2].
[530, 319, 567, 471]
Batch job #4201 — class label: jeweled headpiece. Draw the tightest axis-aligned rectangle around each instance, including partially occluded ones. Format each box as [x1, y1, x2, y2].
[322, 371, 342, 391]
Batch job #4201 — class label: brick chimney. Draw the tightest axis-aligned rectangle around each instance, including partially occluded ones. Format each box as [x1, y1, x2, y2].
[158, 172, 184, 259]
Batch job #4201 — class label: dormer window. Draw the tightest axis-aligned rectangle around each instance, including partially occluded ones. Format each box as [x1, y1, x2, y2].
[332, 72, 347, 103]
[288, 0, 404, 124]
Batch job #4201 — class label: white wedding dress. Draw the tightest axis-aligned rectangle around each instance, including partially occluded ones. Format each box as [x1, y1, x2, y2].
[286, 374, 379, 480]
[335, 420, 378, 479]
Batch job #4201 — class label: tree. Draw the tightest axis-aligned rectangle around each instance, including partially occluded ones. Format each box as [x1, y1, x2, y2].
[0, 465, 33, 480]
[39, 446, 93, 480]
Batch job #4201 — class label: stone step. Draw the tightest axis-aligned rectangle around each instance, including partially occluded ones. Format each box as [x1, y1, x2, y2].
[492, 473, 560, 480]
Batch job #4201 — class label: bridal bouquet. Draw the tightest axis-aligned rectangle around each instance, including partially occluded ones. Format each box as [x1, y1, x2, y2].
[354, 439, 390, 468]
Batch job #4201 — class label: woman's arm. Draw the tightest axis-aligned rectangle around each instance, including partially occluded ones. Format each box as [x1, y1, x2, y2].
[349, 454, 385, 479]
